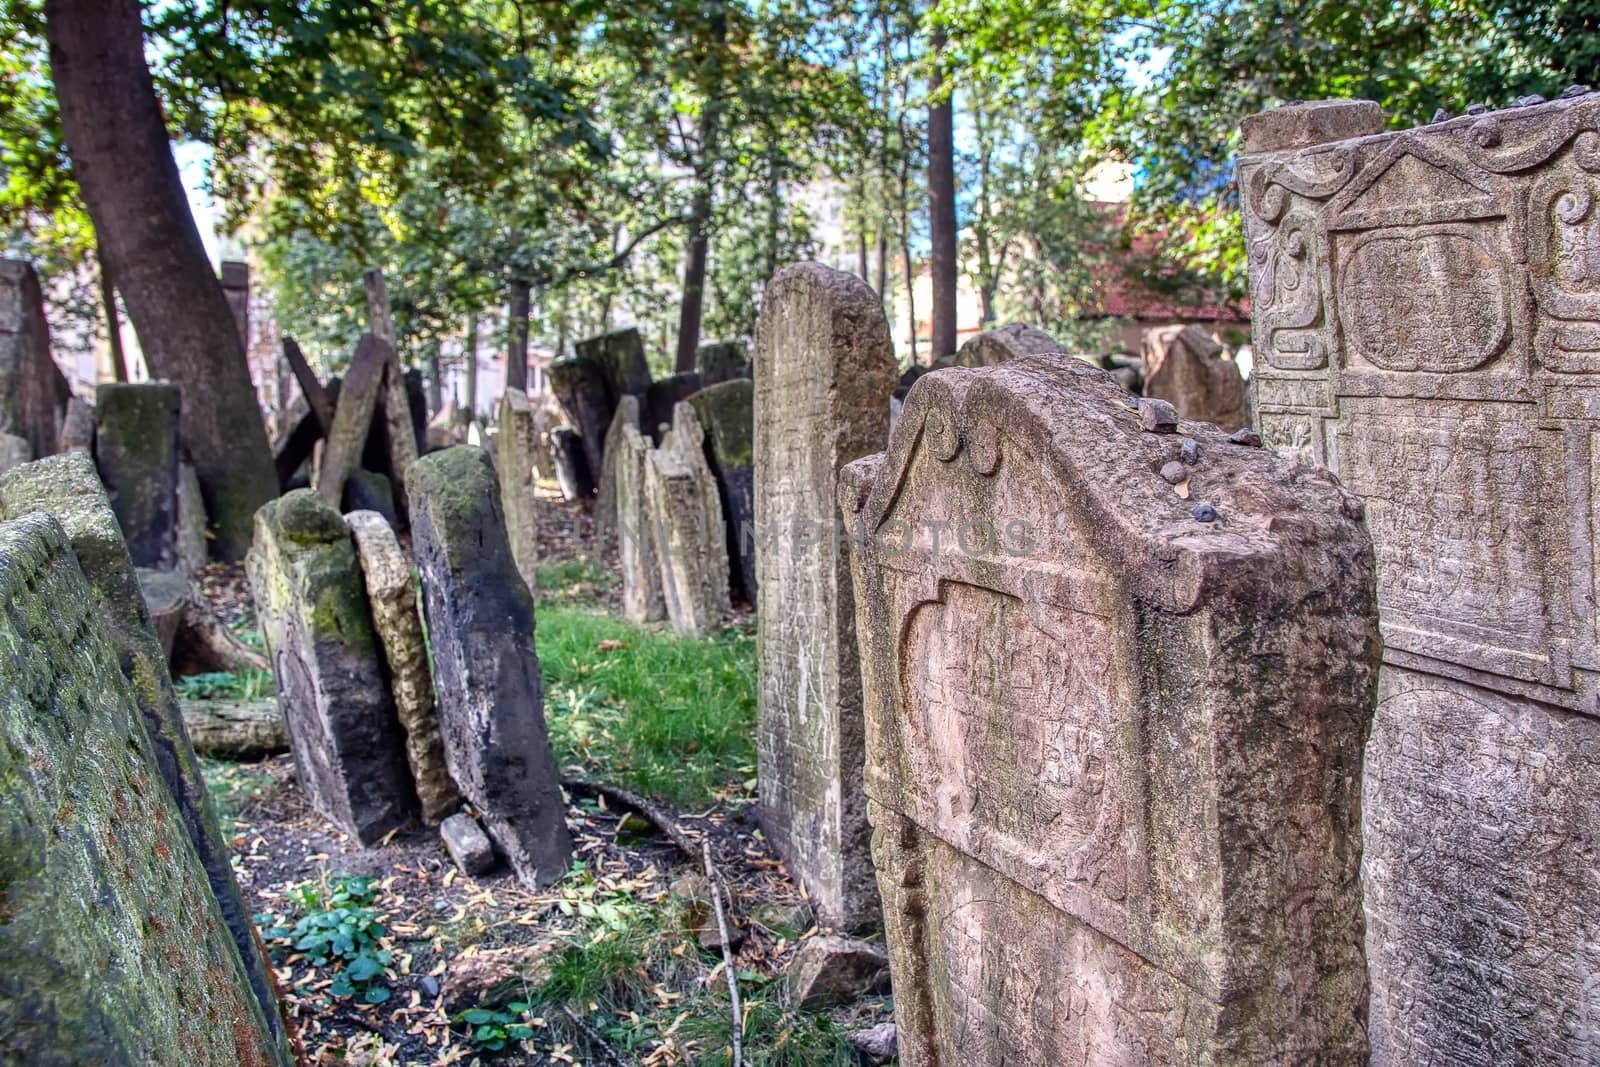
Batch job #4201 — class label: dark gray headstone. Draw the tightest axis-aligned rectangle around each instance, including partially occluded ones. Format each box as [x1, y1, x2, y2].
[94, 382, 180, 569]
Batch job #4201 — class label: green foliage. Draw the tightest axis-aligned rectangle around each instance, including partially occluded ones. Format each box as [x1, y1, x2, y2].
[175, 668, 276, 701]
[455, 1002, 536, 1053]
[535, 558, 616, 604]
[256, 873, 394, 1004]
[536, 606, 756, 807]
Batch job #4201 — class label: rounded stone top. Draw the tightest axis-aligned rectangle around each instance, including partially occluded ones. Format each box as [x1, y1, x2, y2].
[1240, 99, 1384, 154]
[275, 488, 348, 544]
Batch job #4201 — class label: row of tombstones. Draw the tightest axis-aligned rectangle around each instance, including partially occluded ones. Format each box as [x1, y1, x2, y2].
[754, 89, 1600, 1065]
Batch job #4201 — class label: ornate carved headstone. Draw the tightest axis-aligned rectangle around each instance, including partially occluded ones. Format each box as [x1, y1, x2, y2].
[1141, 323, 1249, 431]
[247, 490, 417, 844]
[842, 356, 1379, 1063]
[1240, 93, 1600, 1063]
[753, 262, 896, 929]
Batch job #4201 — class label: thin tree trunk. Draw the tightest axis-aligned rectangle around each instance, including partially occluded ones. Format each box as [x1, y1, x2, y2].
[97, 236, 128, 382]
[424, 339, 442, 416]
[674, 3, 726, 374]
[47, 0, 277, 560]
[928, 25, 958, 363]
[507, 280, 530, 392]
[464, 311, 479, 420]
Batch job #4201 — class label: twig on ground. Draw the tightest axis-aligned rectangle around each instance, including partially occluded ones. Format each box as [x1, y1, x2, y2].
[703, 839, 746, 1067]
[563, 1005, 634, 1067]
[562, 778, 700, 859]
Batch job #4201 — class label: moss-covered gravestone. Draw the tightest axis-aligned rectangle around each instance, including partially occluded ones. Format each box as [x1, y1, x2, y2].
[407, 447, 572, 889]
[0, 452, 290, 1059]
[688, 378, 755, 604]
[94, 382, 181, 569]
[0, 511, 292, 1066]
[841, 357, 1378, 1062]
[247, 489, 417, 844]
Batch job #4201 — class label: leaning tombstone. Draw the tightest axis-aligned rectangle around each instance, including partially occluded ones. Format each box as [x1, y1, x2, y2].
[753, 262, 896, 929]
[408, 447, 573, 889]
[549, 352, 612, 488]
[0, 257, 66, 460]
[497, 387, 540, 591]
[0, 452, 292, 1063]
[247, 489, 418, 843]
[952, 322, 1062, 367]
[550, 427, 594, 502]
[594, 395, 642, 547]
[688, 378, 756, 604]
[94, 381, 181, 569]
[1241, 92, 1600, 1063]
[346, 510, 461, 825]
[176, 457, 207, 574]
[615, 420, 666, 623]
[1142, 323, 1249, 430]
[0, 513, 293, 1066]
[842, 356, 1379, 1062]
[59, 395, 93, 454]
[696, 339, 749, 385]
[645, 401, 730, 635]
[316, 333, 390, 506]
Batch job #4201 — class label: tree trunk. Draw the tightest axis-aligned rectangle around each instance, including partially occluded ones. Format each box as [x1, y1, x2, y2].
[464, 311, 479, 419]
[424, 339, 442, 416]
[897, 133, 918, 367]
[97, 236, 128, 382]
[928, 26, 958, 363]
[47, 0, 277, 560]
[507, 280, 530, 392]
[674, 3, 726, 374]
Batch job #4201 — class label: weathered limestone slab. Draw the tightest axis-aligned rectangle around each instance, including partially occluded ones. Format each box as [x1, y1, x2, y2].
[696, 339, 749, 384]
[94, 382, 181, 569]
[318, 333, 390, 506]
[614, 418, 666, 623]
[0, 513, 292, 1066]
[407, 447, 572, 889]
[1241, 92, 1600, 1064]
[1141, 323, 1249, 430]
[0, 258, 65, 461]
[345, 510, 460, 825]
[60, 395, 93, 454]
[440, 812, 496, 876]
[247, 489, 417, 843]
[497, 388, 540, 591]
[594, 395, 641, 547]
[952, 322, 1062, 366]
[842, 356, 1379, 1063]
[177, 458, 207, 574]
[645, 402, 730, 635]
[689, 378, 756, 604]
[0, 452, 292, 1060]
[753, 262, 896, 929]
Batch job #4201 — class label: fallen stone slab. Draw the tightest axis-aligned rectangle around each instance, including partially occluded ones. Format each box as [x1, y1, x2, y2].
[785, 935, 890, 1010]
[440, 812, 495, 877]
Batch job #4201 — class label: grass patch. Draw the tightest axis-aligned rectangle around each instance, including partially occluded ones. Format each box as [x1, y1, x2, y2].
[536, 558, 616, 605]
[176, 668, 276, 701]
[537, 606, 756, 808]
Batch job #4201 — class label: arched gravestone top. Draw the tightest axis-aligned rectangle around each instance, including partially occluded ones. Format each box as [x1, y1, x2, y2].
[841, 355, 1379, 1063]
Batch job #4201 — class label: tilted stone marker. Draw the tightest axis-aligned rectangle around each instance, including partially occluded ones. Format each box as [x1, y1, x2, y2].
[0, 515, 292, 1066]
[645, 401, 730, 635]
[362, 269, 419, 521]
[1142, 323, 1249, 431]
[0, 452, 291, 1060]
[614, 415, 666, 623]
[552, 327, 652, 487]
[1241, 92, 1600, 1063]
[317, 333, 390, 507]
[345, 510, 461, 826]
[593, 394, 641, 548]
[94, 382, 181, 569]
[247, 489, 417, 844]
[59, 395, 93, 454]
[841, 356, 1379, 1063]
[408, 447, 572, 889]
[754, 262, 896, 929]
[696, 339, 749, 384]
[689, 377, 756, 604]
[497, 388, 541, 593]
[0, 258, 66, 461]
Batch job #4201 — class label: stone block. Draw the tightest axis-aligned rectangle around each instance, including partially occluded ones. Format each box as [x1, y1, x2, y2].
[753, 262, 896, 930]
[1240, 90, 1600, 1063]
[645, 402, 730, 635]
[615, 418, 666, 623]
[696, 339, 749, 384]
[0, 511, 291, 1066]
[0, 258, 65, 461]
[841, 355, 1379, 1063]
[1141, 323, 1249, 430]
[0, 451, 291, 1058]
[496, 388, 540, 592]
[689, 378, 756, 605]
[784, 935, 890, 1010]
[246, 489, 417, 844]
[440, 813, 495, 876]
[345, 510, 460, 825]
[94, 382, 181, 569]
[952, 322, 1063, 366]
[407, 447, 572, 889]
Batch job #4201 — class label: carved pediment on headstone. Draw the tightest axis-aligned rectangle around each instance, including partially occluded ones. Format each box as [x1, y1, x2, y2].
[1327, 135, 1501, 230]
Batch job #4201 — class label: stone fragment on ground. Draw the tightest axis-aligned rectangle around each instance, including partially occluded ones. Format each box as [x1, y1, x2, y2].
[784, 935, 890, 1010]
[441, 943, 557, 1016]
[849, 1022, 898, 1062]
[440, 812, 495, 876]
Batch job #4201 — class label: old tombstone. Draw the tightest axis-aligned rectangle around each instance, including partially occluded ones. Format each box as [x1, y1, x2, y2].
[952, 322, 1062, 366]
[550, 427, 594, 502]
[578, 326, 652, 399]
[317, 333, 390, 506]
[753, 262, 896, 929]
[614, 419, 666, 623]
[0, 258, 67, 461]
[841, 356, 1379, 1063]
[94, 382, 181, 569]
[645, 401, 730, 635]
[696, 339, 749, 384]
[1141, 323, 1249, 430]
[219, 259, 250, 345]
[362, 269, 420, 520]
[594, 394, 642, 546]
[247, 489, 418, 843]
[643, 370, 703, 444]
[176, 458, 207, 574]
[407, 447, 572, 889]
[1241, 92, 1600, 1063]
[0, 512, 293, 1066]
[552, 327, 652, 486]
[689, 378, 756, 604]
[497, 388, 540, 592]
[59, 395, 93, 454]
[345, 510, 461, 825]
